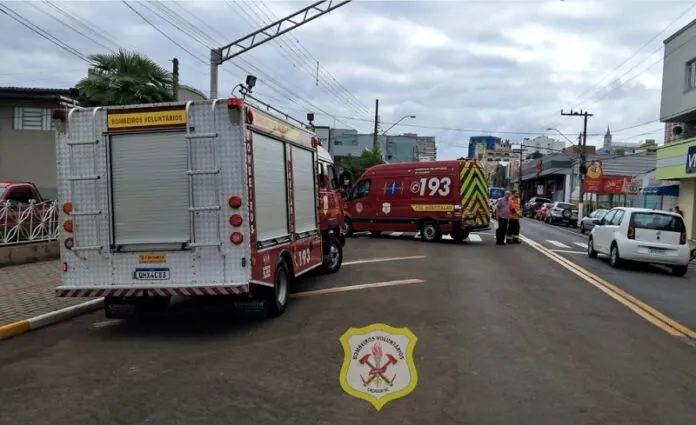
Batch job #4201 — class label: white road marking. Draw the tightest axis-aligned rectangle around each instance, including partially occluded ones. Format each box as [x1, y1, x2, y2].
[574, 242, 587, 249]
[291, 278, 425, 298]
[343, 255, 426, 266]
[442, 234, 454, 241]
[547, 240, 571, 248]
[389, 232, 403, 237]
[551, 249, 586, 254]
[93, 319, 122, 328]
[468, 234, 483, 242]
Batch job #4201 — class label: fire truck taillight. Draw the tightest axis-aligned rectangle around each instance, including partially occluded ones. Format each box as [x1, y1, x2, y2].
[229, 214, 243, 227]
[227, 98, 243, 109]
[230, 232, 244, 245]
[63, 220, 74, 233]
[228, 195, 242, 209]
[245, 107, 254, 125]
[62, 202, 73, 215]
[51, 108, 66, 121]
[64, 237, 74, 250]
[311, 137, 320, 148]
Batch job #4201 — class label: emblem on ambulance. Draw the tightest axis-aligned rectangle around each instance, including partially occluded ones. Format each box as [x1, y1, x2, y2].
[410, 181, 421, 194]
[382, 202, 391, 214]
[339, 323, 418, 411]
[355, 202, 363, 214]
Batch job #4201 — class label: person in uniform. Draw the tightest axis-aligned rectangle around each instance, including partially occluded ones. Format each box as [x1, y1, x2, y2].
[495, 191, 511, 245]
[506, 190, 522, 244]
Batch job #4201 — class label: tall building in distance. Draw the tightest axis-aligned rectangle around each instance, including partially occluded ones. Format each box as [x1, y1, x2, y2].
[322, 128, 437, 166]
[467, 135, 501, 158]
[520, 135, 565, 158]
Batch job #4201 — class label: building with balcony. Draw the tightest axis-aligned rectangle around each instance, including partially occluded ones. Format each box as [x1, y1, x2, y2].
[656, 18, 696, 238]
[325, 128, 437, 165]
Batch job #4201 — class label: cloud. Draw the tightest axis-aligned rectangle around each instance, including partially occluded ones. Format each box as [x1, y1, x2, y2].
[0, 0, 689, 159]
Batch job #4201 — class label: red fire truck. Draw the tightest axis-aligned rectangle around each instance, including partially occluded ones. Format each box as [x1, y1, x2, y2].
[52, 81, 345, 318]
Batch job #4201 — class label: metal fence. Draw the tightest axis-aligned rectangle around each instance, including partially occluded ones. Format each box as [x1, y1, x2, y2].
[0, 200, 60, 246]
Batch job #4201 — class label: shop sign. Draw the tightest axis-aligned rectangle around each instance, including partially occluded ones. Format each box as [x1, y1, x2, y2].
[686, 145, 696, 174]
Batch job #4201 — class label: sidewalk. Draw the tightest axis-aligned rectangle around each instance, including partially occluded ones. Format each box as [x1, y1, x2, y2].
[0, 260, 95, 326]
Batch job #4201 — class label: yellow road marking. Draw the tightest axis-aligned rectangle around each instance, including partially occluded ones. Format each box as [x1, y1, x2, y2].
[343, 256, 426, 266]
[521, 235, 696, 339]
[291, 279, 424, 298]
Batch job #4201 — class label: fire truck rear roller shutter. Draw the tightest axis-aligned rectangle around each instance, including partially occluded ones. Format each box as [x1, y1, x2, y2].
[110, 132, 190, 245]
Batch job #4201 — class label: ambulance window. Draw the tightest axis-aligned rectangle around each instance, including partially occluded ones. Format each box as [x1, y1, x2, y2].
[352, 179, 371, 199]
[326, 164, 339, 189]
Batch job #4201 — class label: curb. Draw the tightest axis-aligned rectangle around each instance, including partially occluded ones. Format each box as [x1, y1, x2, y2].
[0, 298, 103, 342]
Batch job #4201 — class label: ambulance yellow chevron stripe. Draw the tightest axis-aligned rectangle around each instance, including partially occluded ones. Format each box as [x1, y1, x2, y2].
[459, 161, 490, 226]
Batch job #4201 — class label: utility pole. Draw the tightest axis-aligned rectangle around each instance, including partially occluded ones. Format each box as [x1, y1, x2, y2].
[209, 1, 352, 98]
[373, 99, 379, 150]
[172, 58, 179, 101]
[315, 61, 319, 86]
[560, 109, 593, 219]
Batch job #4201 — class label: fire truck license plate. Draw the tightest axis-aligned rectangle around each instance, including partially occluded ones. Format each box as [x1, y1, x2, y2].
[134, 268, 170, 280]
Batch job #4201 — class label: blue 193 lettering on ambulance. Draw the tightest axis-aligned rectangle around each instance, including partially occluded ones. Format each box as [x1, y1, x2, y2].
[686, 145, 696, 174]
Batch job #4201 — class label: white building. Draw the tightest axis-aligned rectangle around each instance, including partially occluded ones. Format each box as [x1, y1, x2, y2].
[521, 135, 565, 158]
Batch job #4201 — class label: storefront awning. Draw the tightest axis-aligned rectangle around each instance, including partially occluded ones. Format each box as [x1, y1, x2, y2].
[641, 185, 679, 196]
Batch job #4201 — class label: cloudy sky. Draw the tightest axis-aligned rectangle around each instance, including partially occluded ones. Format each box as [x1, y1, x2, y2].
[0, 0, 691, 159]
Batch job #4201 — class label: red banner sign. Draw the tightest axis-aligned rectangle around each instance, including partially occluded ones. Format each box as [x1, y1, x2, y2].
[584, 175, 634, 195]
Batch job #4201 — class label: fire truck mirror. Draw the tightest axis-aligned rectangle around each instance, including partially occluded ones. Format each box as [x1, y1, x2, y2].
[339, 170, 353, 188]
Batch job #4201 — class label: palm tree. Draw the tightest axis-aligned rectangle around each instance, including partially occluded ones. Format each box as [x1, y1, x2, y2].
[76, 49, 174, 106]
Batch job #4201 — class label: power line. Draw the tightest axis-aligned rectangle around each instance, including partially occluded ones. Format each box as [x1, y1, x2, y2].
[0, 3, 91, 63]
[538, 3, 696, 132]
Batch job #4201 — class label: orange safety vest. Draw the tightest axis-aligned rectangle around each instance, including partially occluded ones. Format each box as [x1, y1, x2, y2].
[510, 197, 521, 219]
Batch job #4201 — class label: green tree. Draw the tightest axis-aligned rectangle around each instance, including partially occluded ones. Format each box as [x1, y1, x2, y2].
[340, 147, 384, 180]
[76, 49, 174, 106]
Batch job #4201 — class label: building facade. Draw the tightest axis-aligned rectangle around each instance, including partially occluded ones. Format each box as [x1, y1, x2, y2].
[467, 135, 501, 158]
[325, 128, 436, 164]
[661, 18, 696, 141]
[520, 135, 565, 158]
[656, 138, 696, 238]
[0, 87, 78, 200]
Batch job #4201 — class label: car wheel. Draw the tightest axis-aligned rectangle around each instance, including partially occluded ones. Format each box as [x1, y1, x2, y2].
[609, 243, 622, 268]
[672, 265, 688, 277]
[420, 220, 441, 242]
[587, 237, 598, 258]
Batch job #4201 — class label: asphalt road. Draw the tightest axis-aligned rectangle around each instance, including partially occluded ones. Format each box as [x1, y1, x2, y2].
[520, 217, 696, 331]
[2, 235, 696, 424]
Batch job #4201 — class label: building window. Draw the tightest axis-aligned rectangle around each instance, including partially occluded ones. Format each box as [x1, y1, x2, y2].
[13, 107, 54, 131]
[686, 59, 696, 91]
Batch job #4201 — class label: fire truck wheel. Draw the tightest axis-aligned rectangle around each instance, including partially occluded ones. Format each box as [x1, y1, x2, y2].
[420, 220, 441, 242]
[265, 262, 290, 317]
[321, 235, 344, 274]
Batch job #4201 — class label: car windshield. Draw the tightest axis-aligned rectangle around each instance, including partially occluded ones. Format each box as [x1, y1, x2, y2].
[0, 187, 4, 198]
[631, 212, 684, 232]
[593, 209, 608, 218]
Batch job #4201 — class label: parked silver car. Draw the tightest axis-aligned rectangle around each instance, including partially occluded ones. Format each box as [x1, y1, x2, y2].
[580, 208, 609, 234]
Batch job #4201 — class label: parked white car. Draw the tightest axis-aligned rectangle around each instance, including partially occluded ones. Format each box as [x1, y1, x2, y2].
[587, 207, 690, 276]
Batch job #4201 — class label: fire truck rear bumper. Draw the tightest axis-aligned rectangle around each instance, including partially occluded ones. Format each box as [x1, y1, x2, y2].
[56, 284, 250, 298]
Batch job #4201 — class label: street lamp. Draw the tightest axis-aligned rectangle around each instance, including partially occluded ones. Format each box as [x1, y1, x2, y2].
[381, 115, 416, 135]
[547, 127, 585, 209]
[546, 127, 575, 145]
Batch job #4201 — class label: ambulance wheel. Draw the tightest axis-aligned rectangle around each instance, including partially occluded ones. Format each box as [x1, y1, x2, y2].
[265, 261, 290, 318]
[455, 230, 470, 243]
[420, 221, 441, 242]
[343, 217, 354, 236]
[321, 235, 343, 274]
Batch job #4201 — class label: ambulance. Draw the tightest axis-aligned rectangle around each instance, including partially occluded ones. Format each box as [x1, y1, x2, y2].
[343, 160, 490, 241]
[51, 80, 346, 318]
